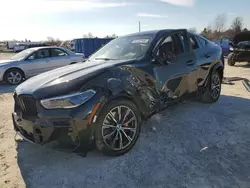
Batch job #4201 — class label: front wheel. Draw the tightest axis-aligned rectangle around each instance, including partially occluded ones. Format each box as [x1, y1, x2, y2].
[200, 71, 221, 103]
[95, 99, 141, 156]
[4, 69, 24, 85]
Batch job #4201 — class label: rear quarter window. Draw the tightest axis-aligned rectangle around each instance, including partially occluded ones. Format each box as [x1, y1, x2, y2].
[196, 35, 208, 47]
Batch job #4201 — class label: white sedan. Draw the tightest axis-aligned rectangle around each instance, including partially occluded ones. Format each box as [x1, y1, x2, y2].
[0, 46, 85, 85]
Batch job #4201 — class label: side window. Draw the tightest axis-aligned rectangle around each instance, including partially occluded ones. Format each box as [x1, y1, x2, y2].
[51, 49, 68, 57]
[29, 49, 50, 60]
[156, 34, 183, 62]
[189, 35, 199, 50]
[197, 36, 207, 47]
[176, 33, 186, 53]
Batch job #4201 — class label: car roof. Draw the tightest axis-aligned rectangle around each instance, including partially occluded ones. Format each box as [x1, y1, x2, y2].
[28, 46, 65, 50]
[124, 29, 187, 37]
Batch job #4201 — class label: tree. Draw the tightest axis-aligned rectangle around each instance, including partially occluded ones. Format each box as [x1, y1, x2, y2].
[231, 17, 244, 35]
[243, 28, 248, 32]
[111, 34, 118, 38]
[105, 34, 118, 38]
[47, 37, 54, 42]
[200, 25, 213, 40]
[188, 27, 197, 33]
[214, 14, 227, 32]
[83, 32, 94, 38]
[213, 14, 227, 40]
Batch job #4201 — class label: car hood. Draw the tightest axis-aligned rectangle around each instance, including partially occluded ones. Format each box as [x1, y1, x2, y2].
[15, 59, 135, 99]
[233, 31, 250, 44]
[0, 59, 16, 65]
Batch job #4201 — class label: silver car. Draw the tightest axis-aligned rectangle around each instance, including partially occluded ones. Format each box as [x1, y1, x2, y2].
[0, 46, 85, 85]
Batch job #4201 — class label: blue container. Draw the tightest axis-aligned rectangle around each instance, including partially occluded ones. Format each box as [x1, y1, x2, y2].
[74, 38, 114, 57]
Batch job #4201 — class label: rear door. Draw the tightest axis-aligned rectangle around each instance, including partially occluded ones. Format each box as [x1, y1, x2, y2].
[48, 48, 71, 70]
[24, 48, 52, 77]
[193, 34, 214, 87]
[153, 30, 197, 100]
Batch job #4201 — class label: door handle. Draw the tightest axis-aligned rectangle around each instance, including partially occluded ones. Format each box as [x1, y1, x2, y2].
[186, 60, 194, 66]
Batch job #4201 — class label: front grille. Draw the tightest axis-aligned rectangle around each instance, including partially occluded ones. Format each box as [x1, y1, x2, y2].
[17, 95, 38, 117]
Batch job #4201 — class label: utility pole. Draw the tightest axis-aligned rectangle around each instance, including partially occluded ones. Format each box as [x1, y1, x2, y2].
[139, 21, 141, 32]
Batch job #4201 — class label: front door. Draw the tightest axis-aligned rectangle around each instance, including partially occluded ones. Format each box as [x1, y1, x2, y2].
[153, 31, 197, 100]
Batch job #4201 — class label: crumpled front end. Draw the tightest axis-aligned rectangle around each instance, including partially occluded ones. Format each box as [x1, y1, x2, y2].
[12, 92, 101, 153]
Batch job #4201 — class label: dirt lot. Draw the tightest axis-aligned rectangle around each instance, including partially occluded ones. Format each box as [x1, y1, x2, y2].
[0, 52, 250, 188]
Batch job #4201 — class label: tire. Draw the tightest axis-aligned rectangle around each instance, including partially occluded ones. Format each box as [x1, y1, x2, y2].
[4, 69, 24, 85]
[201, 71, 221, 103]
[227, 53, 236, 66]
[95, 99, 141, 156]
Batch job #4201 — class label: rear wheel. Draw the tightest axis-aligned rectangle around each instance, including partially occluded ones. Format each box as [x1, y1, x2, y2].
[4, 69, 24, 85]
[227, 53, 236, 66]
[95, 99, 141, 156]
[201, 71, 221, 103]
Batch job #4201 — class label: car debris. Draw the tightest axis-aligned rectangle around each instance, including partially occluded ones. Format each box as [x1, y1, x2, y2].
[242, 79, 250, 92]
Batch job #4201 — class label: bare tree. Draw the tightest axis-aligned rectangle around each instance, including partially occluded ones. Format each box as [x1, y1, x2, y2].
[188, 27, 197, 33]
[214, 14, 227, 32]
[83, 32, 95, 38]
[231, 17, 244, 35]
[111, 34, 118, 38]
[213, 14, 227, 40]
[47, 37, 54, 42]
[243, 28, 248, 32]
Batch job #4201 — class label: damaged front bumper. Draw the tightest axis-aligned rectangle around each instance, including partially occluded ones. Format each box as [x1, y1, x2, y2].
[12, 99, 99, 153]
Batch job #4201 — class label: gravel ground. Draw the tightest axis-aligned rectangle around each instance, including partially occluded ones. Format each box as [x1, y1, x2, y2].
[0, 52, 250, 188]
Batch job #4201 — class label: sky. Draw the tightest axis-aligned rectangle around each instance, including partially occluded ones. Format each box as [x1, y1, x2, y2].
[0, 0, 250, 41]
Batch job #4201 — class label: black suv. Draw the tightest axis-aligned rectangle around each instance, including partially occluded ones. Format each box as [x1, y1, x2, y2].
[12, 29, 224, 156]
[226, 31, 250, 66]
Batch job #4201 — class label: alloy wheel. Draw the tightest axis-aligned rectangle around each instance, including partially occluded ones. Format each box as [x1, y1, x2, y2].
[7, 71, 22, 84]
[101, 105, 137, 151]
[211, 74, 221, 99]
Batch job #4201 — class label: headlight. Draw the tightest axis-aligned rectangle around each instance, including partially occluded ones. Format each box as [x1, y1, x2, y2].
[40, 89, 96, 109]
[229, 47, 234, 51]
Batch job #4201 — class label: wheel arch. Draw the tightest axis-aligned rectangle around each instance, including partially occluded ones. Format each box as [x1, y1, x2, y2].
[94, 90, 148, 122]
[4, 67, 26, 80]
[212, 62, 224, 80]
[203, 61, 224, 89]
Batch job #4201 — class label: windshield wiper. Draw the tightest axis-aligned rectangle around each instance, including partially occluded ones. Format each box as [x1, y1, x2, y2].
[94, 58, 118, 61]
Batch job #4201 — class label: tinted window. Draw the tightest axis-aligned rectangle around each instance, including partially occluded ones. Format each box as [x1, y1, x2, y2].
[197, 36, 207, 47]
[156, 34, 183, 62]
[51, 49, 68, 57]
[31, 49, 50, 59]
[177, 33, 186, 53]
[189, 35, 199, 49]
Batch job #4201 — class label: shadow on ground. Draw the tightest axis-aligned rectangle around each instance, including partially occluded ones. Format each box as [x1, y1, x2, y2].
[16, 95, 250, 188]
[0, 84, 16, 94]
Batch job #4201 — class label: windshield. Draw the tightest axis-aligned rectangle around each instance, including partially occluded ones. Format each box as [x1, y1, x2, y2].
[88, 35, 153, 61]
[10, 48, 36, 61]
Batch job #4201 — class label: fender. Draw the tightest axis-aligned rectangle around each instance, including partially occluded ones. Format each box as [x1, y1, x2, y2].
[211, 61, 224, 80]
[204, 61, 224, 88]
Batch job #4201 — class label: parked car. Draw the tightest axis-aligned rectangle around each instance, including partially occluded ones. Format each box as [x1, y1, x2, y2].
[214, 39, 231, 57]
[12, 29, 224, 156]
[0, 46, 85, 85]
[226, 31, 250, 66]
